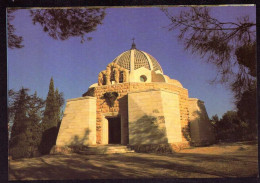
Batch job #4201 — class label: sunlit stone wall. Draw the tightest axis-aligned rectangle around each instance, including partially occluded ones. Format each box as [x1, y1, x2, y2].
[188, 98, 216, 146]
[92, 82, 189, 144]
[128, 89, 182, 145]
[56, 96, 96, 146]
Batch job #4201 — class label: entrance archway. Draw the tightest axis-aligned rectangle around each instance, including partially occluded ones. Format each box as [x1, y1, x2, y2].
[101, 113, 122, 145]
[108, 117, 121, 144]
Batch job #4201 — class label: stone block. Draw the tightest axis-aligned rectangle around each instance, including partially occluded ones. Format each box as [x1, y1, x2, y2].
[56, 96, 97, 146]
[128, 89, 182, 145]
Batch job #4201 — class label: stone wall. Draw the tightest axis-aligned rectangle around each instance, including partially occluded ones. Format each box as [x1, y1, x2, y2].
[56, 96, 96, 146]
[128, 90, 182, 145]
[129, 142, 189, 153]
[92, 82, 189, 144]
[94, 83, 130, 144]
[188, 98, 215, 146]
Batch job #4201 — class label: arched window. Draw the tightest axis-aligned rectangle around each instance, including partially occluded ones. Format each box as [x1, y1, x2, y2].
[110, 70, 115, 82]
[102, 74, 106, 85]
[119, 71, 124, 83]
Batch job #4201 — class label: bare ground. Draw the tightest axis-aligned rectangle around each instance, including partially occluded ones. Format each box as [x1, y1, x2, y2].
[8, 141, 258, 180]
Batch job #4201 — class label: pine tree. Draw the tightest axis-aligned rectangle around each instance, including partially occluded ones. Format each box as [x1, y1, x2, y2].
[42, 77, 57, 130]
[54, 88, 61, 124]
[26, 92, 44, 157]
[9, 88, 30, 159]
[9, 89, 45, 159]
[54, 88, 65, 127]
[39, 77, 64, 154]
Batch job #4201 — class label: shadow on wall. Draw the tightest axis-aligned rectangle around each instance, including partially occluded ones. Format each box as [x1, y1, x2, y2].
[66, 128, 91, 152]
[186, 101, 216, 146]
[182, 121, 191, 143]
[69, 128, 90, 147]
[129, 115, 168, 145]
[118, 95, 129, 145]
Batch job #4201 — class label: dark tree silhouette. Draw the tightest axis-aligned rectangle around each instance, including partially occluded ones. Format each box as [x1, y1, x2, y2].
[9, 88, 44, 159]
[236, 85, 257, 138]
[7, 8, 106, 48]
[7, 9, 24, 49]
[162, 7, 256, 100]
[39, 77, 64, 154]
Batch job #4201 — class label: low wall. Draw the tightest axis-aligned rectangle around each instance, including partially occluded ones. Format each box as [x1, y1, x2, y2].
[129, 142, 189, 153]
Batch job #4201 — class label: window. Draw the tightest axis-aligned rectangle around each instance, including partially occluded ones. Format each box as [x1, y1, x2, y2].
[140, 75, 147, 82]
[119, 71, 124, 83]
[110, 70, 115, 82]
[102, 74, 106, 85]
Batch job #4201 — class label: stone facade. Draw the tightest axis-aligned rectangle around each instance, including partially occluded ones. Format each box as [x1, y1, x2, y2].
[91, 82, 190, 145]
[188, 98, 216, 146]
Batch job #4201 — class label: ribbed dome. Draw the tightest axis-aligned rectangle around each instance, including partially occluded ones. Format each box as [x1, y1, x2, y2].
[112, 48, 163, 74]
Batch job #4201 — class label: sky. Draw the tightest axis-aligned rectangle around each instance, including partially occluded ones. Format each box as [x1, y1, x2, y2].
[7, 5, 256, 118]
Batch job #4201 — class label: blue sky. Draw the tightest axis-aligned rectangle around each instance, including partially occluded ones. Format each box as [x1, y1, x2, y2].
[7, 5, 256, 117]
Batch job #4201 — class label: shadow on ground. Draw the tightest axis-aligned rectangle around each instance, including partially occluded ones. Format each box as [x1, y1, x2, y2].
[9, 142, 258, 180]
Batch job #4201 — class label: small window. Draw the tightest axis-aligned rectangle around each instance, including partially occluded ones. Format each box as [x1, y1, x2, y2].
[110, 70, 115, 82]
[140, 75, 147, 82]
[102, 74, 106, 85]
[119, 71, 124, 83]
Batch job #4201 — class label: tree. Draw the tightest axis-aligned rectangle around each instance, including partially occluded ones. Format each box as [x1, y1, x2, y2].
[236, 84, 257, 139]
[211, 111, 249, 142]
[26, 92, 45, 157]
[162, 7, 256, 100]
[39, 78, 64, 154]
[209, 114, 219, 138]
[7, 8, 106, 49]
[41, 77, 57, 131]
[9, 88, 30, 159]
[7, 9, 24, 49]
[54, 88, 64, 123]
[9, 88, 44, 159]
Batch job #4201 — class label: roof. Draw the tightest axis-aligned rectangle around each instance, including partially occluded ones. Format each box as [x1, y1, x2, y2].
[112, 46, 163, 74]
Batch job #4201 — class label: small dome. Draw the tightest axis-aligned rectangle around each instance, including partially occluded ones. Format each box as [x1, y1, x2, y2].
[112, 48, 163, 74]
[169, 79, 183, 88]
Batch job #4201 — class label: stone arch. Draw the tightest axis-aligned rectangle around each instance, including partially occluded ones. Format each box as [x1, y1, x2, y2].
[106, 67, 111, 85]
[98, 72, 103, 86]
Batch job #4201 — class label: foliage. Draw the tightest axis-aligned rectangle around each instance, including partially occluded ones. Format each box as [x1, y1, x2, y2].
[7, 8, 106, 48]
[7, 9, 24, 49]
[39, 77, 64, 154]
[8, 79, 64, 158]
[210, 111, 251, 142]
[236, 84, 257, 139]
[235, 42, 256, 77]
[9, 88, 44, 159]
[103, 92, 118, 107]
[41, 77, 57, 130]
[162, 7, 256, 100]
[26, 92, 45, 156]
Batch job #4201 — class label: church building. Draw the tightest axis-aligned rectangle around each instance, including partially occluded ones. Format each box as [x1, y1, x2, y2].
[54, 42, 215, 153]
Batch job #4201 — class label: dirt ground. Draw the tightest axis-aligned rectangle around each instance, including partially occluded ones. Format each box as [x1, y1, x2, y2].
[9, 141, 258, 180]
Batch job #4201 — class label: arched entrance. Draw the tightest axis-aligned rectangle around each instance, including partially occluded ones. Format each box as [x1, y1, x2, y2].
[108, 117, 121, 144]
[101, 113, 122, 145]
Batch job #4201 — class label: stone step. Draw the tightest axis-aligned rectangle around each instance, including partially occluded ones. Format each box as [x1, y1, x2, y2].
[76, 145, 135, 155]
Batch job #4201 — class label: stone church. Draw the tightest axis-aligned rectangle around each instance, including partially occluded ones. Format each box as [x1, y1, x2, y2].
[54, 42, 215, 153]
